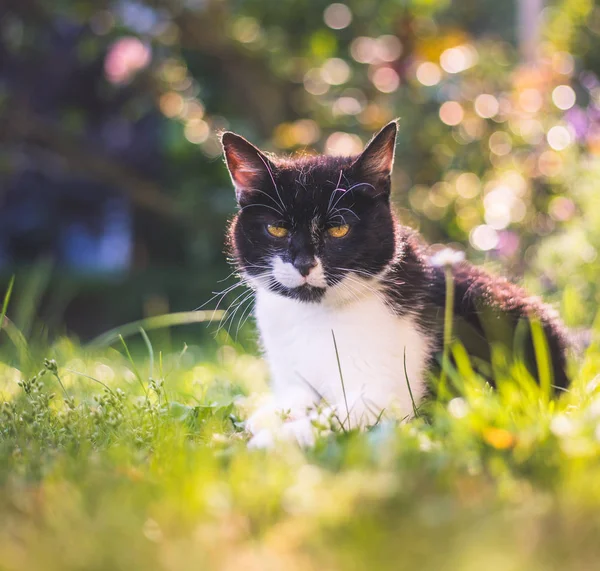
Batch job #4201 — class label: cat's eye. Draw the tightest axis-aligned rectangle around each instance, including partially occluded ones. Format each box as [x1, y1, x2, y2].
[327, 224, 350, 238]
[267, 225, 289, 238]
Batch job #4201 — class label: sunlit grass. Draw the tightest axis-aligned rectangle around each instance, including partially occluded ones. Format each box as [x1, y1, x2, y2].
[1, 280, 600, 570]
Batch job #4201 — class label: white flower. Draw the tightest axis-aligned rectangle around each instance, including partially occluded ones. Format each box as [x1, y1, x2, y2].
[550, 414, 574, 437]
[448, 397, 468, 419]
[429, 248, 466, 267]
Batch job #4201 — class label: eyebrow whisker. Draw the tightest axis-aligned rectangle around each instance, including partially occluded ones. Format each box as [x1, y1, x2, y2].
[258, 154, 286, 212]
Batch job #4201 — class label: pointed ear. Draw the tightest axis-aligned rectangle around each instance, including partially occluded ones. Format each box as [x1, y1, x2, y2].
[221, 132, 273, 202]
[351, 120, 398, 187]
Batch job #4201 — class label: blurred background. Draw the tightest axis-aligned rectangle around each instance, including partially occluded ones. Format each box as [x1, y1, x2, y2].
[1, 0, 599, 342]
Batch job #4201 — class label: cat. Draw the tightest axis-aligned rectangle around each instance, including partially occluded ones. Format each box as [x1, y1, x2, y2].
[220, 121, 570, 446]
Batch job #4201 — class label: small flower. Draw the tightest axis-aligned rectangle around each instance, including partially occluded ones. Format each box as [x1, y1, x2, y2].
[448, 397, 468, 419]
[44, 359, 58, 374]
[429, 248, 466, 267]
[550, 414, 574, 437]
[483, 427, 516, 449]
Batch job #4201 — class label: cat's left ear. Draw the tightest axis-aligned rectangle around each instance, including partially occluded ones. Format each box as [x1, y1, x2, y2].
[351, 120, 398, 188]
[221, 131, 274, 203]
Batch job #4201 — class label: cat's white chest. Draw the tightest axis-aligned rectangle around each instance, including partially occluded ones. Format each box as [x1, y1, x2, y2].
[254, 287, 431, 426]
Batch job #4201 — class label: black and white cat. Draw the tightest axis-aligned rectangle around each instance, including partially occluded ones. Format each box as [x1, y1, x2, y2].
[221, 121, 569, 445]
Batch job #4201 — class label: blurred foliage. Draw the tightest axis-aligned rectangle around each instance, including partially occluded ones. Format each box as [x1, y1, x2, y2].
[1, 0, 600, 334]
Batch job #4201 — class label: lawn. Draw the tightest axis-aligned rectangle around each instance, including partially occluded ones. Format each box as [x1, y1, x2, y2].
[2, 282, 600, 571]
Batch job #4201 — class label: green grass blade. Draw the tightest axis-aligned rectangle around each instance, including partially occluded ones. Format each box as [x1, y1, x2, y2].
[87, 310, 225, 348]
[530, 318, 552, 403]
[14, 260, 52, 339]
[0, 278, 30, 368]
[139, 327, 154, 380]
[0, 275, 15, 333]
[119, 334, 148, 398]
[403, 346, 419, 418]
[1, 316, 29, 367]
[64, 367, 115, 394]
[331, 330, 351, 431]
[438, 266, 454, 401]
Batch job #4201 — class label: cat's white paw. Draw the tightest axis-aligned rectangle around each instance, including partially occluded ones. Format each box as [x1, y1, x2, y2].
[244, 398, 281, 435]
[247, 428, 276, 449]
[280, 416, 316, 447]
[247, 415, 316, 449]
[245, 397, 319, 448]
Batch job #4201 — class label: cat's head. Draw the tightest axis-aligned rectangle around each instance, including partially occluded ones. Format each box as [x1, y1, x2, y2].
[222, 122, 399, 303]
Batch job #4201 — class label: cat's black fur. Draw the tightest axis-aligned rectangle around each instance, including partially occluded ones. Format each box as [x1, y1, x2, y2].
[222, 122, 570, 390]
[223, 129, 397, 304]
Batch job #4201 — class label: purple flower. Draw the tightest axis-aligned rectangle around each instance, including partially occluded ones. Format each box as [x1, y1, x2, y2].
[496, 231, 520, 258]
[565, 106, 588, 141]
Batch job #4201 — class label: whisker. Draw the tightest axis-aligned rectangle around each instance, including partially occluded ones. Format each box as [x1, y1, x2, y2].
[217, 269, 241, 283]
[213, 284, 255, 329]
[332, 266, 405, 287]
[217, 290, 255, 336]
[328, 181, 375, 215]
[341, 274, 388, 302]
[327, 268, 393, 307]
[235, 297, 256, 338]
[246, 187, 285, 214]
[195, 280, 245, 312]
[327, 170, 345, 212]
[258, 154, 286, 213]
[225, 294, 255, 338]
[327, 214, 348, 225]
[240, 203, 285, 217]
[332, 207, 360, 221]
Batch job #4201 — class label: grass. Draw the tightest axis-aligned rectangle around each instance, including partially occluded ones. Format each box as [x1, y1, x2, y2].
[1, 283, 600, 571]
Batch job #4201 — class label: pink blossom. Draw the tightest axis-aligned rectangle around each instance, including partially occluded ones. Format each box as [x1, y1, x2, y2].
[104, 37, 151, 84]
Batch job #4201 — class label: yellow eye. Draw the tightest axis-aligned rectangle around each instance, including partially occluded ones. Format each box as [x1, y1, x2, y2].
[267, 225, 289, 238]
[327, 224, 350, 238]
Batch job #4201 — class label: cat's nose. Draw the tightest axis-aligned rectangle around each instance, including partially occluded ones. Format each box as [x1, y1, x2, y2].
[293, 255, 317, 277]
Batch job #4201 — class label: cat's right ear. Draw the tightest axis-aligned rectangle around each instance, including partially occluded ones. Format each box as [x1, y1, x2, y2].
[350, 120, 398, 189]
[221, 132, 273, 203]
